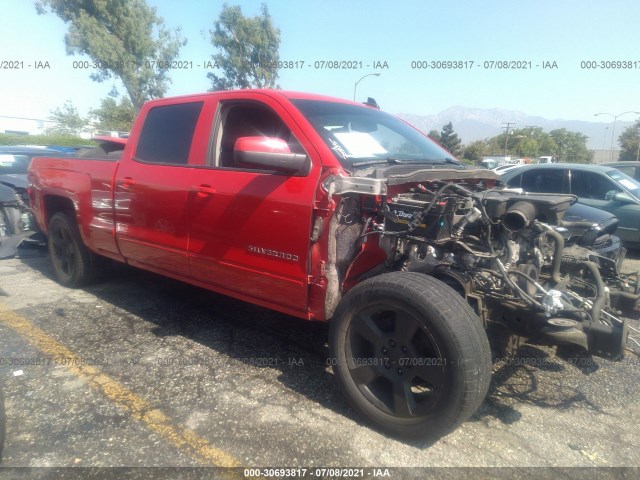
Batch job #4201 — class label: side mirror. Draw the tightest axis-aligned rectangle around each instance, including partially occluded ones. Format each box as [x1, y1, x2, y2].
[611, 191, 634, 203]
[233, 137, 308, 175]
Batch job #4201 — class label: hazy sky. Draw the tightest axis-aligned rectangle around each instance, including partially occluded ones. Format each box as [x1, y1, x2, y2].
[1, 0, 639, 123]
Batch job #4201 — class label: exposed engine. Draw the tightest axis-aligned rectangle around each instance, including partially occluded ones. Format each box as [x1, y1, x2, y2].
[328, 171, 640, 360]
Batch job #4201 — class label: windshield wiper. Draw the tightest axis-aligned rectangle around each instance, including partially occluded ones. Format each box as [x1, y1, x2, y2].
[350, 158, 400, 168]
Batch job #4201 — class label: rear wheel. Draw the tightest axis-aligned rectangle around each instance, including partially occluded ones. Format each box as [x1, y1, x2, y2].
[330, 272, 491, 439]
[47, 212, 97, 287]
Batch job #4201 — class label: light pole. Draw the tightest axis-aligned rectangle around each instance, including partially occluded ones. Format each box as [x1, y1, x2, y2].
[353, 73, 381, 101]
[601, 126, 608, 153]
[594, 111, 640, 161]
[636, 126, 640, 162]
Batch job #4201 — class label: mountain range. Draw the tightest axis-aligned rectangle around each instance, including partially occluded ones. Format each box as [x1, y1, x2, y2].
[396, 106, 636, 151]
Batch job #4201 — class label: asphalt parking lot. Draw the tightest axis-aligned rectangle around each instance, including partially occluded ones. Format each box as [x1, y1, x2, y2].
[0, 243, 639, 477]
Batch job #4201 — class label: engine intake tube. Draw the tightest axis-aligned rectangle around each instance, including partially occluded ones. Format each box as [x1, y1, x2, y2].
[502, 201, 537, 232]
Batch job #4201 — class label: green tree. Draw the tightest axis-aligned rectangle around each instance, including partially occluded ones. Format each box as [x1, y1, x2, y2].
[483, 128, 574, 160]
[549, 128, 593, 163]
[483, 135, 504, 156]
[439, 122, 462, 157]
[0, 133, 91, 147]
[90, 96, 136, 132]
[47, 100, 87, 135]
[537, 133, 558, 156]
[507, 127, 540, 158]
[207, 3, 281, 90]
[427, 129, 441, 143]
[36, 0, 185, 112]
[515, 138, 539, 158]
[618, 120, 640, 161]
[462, 140, 486, 163]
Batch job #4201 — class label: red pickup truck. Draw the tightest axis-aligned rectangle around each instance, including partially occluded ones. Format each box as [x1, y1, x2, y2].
[28, 90, 638, 439]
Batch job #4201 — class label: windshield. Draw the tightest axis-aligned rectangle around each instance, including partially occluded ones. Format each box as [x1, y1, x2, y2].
[607, 169, 640, 198]
[0, 155, 30, 174]
[291, 99, 460, 170]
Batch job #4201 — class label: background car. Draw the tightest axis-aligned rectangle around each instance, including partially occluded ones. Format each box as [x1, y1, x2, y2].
[491, 163, 522, 175]
[603, 161, 640, 182]
[0, 146, 72, 193]
[0, 147, 74, 222]
[0, 182, 30, 258]
[501, 163, 640, 246]
[0, 147, 72, 253]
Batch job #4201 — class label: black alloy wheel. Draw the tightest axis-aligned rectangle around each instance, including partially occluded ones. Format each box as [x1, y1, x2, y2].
[330, 272, 491, 439]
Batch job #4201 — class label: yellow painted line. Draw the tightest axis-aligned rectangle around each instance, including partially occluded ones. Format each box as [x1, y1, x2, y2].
[0, 303, 240, 467]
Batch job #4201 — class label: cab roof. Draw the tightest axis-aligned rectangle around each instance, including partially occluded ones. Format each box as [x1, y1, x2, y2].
[143, 89, 363, 108]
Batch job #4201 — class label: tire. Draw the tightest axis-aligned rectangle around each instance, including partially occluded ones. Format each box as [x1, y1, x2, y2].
[329, 272, 491, 439]
[47, 212, 97, 287]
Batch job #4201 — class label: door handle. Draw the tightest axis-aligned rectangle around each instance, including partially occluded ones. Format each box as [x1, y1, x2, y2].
[120, 176, 136, 186]
[190, 185, 216, 196]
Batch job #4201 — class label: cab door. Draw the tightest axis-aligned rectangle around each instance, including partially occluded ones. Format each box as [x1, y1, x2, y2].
[114, 100, 207, 276]
[186, 93, 320, 312]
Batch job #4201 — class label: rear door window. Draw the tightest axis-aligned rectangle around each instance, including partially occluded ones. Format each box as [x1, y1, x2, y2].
[135, 102, 203, 165]
[520, 168, 567, 193]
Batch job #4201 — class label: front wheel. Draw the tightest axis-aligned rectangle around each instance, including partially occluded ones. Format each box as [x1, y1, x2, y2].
[47, 212, 97, 287]
[330, 272, 491, 439]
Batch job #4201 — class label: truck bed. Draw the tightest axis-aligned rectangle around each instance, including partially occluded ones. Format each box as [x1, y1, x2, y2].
[28, 156, 122, 259]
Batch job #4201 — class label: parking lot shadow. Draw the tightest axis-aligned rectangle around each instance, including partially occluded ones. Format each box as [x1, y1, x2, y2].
[472, 344, 605, 428]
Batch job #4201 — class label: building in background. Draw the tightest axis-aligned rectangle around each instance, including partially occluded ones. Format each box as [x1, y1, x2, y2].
[591, 149, 620, 164]
[0, 116, 54, 136]
[0, 115, 94, 139]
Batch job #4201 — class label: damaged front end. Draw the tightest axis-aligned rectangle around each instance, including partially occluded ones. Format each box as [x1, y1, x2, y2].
[324, 167, 640, 360]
